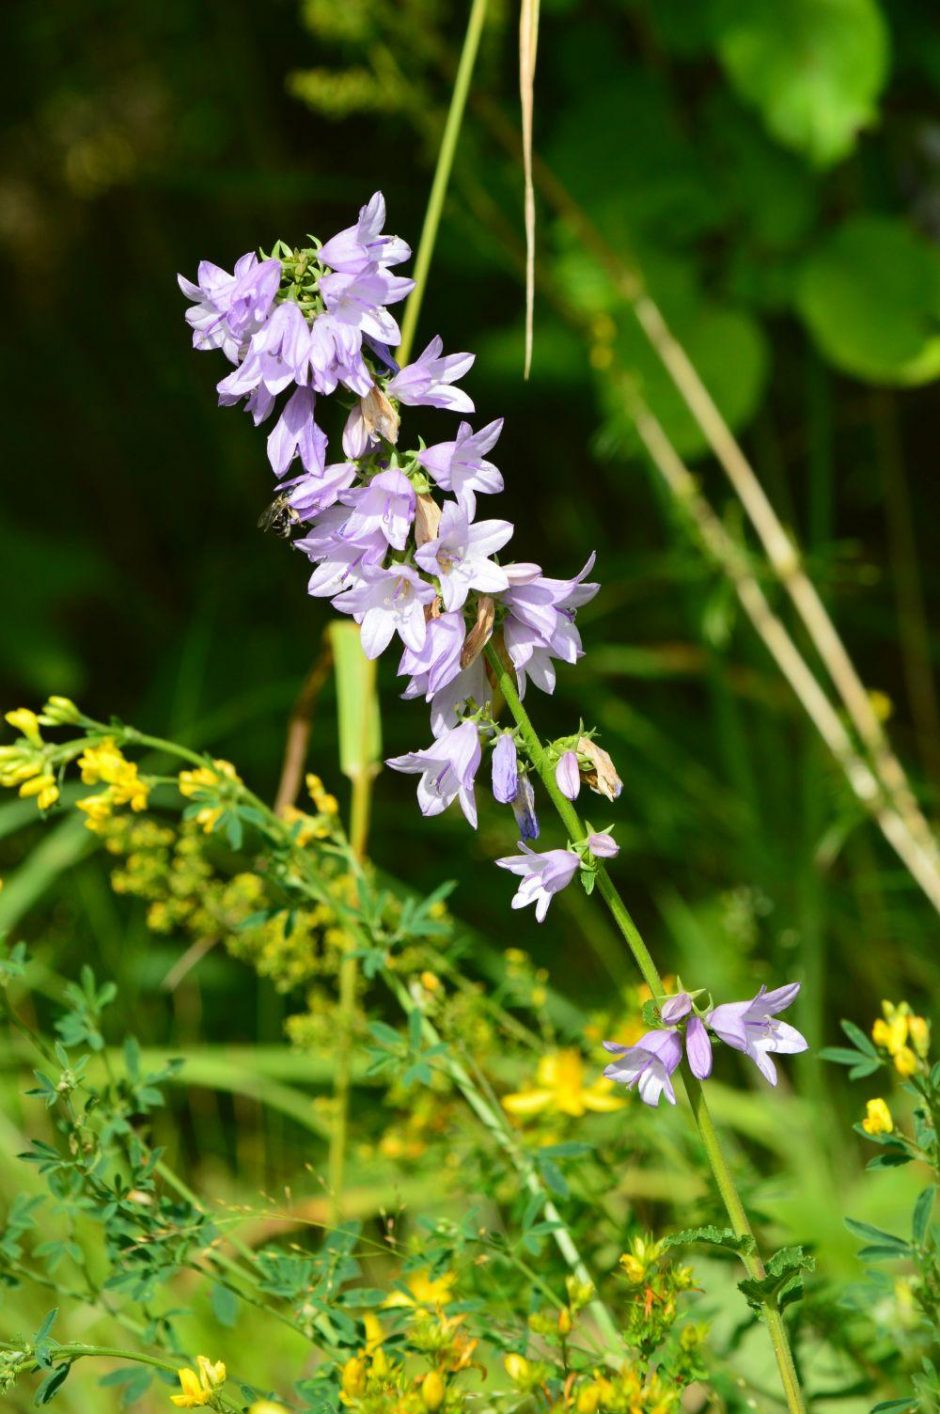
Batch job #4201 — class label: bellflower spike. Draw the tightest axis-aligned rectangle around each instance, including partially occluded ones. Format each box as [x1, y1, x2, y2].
[414, 503, 513, 612]
[318, 192, 411, 274]
[555, 751, 580, 800]
[417, 419, 504, 518]
[491, 733, 519, 805]
[333, 564, 436, 658]
[603, 1032, 683, 1108]
[706, 983, 808, 1085]
[511, 774, 540, 840]
[341, 469, 416, 551]
[386, 720, 481, 828]
[387, 337, 475, 413]
[266, 387, 327, 478]
[495, 844, 580, 922]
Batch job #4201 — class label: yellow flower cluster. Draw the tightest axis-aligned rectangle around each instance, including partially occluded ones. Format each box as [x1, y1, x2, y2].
[76, 737, 150, 829]
[502, 1049, 624, 1120]
[178, 759, 241, 834]
[1, 709, 60, 811]
[170, 1356, 226, 1408]
[871, 1000, 931, 1078]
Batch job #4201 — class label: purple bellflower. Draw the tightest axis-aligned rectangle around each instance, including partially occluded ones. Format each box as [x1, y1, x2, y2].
[603, 1032, 683, 1108]
[318, 191, 412, 275]
[178, 253, 280, 364]
[495, 843, 580, 922]
[386, 720, 482, 827]
[555, 751, 580, 800]
[418, 419, 505, 518]
[266, 387, 327, 478]
[398, 612, 466, 702]
[414, 503, 513, 612]
[511, 775, 540, 840]
[707, 983, 808, 1085]
[341, 469, 416, 552]
[333, 564, 436, 658]
[387, 337, 475, 412]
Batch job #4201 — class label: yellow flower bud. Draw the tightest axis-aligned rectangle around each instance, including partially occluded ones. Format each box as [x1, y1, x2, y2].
[41, 696, 81, 725]
[909, 1016, 930, 1058]
[421, 1371, 446, 1411]
[341, 1357, 366, 1398]
[619, 1253, 645, 1284]
[894, 1046, 918, 1078]
[503, 1354, 530, 1384]
[872, 1014, 908, 1055]
[196, 1356, 226, 1389]
[18, 772, 56, 801]
[861, 1098, 894, 1136]
[5, 709, 42, 747]
[557, 1307, 573, 1335]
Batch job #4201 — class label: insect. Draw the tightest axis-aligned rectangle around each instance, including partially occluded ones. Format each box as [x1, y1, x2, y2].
[257, 493, 300, 539]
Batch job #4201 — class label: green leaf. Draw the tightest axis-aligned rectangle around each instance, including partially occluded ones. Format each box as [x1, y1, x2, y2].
[34, 1363, 71, 1406]
[715, 0, 889, 166]
[211, 1281, 239, 1327]
[796, 217, 940, 385]
[818, 1045, 868, 1066]
[664, 1224, 756, 1255]
[845, 1217, 910, 1251]
[913, 1188, 935, 1246]
[329, 622, 382, 783]
[839, 1018, 879, 1057]
[738, 1245, 814, 1312]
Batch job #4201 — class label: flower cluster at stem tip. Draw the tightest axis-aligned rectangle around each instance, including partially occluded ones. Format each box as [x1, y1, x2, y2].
[177, 192, 812, 1106]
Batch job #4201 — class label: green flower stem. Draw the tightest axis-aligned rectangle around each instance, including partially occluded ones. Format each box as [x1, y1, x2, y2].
[483, 642, 806, 1414]
[381, 968, 623, 1362]
[396, 0, 490, 366]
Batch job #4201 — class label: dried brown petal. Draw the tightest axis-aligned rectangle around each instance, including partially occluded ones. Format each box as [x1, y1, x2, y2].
[360, 386, 400, 445]
[414, 493, 443, 548]
[576, 735, 623, 802]
[461, 596, 496, 668]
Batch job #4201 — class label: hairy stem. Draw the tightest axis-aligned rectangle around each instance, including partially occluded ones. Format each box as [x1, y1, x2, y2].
[395, 0, 490, 365]
[483, 641, 806, 1413]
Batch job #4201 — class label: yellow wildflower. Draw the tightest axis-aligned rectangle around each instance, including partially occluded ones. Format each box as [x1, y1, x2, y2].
[872, 1014, 908, 1055]
[862, 1098, 894, 1136]
[5, 709, 42, 746]
[384, 1269, 456, 1309]
[576, 1384, 604, 1414]
[306, 772, 338, 815]
[502, 1049, 624, 1119]
[178, 760, 240, 797]
[170, 1356, 225, 1408]
[340, 1357, 366, 1400]
[77, 792, 115, 833]
[18, 772, 59, 810]
[895, 1046, 918, 1078]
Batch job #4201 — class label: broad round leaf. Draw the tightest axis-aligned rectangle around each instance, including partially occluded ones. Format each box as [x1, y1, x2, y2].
[796, 216, 940, 385]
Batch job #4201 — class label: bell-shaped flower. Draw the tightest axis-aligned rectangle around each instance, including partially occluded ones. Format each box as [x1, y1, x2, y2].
[418, 419, 504, 518]
[319, 267, 412, 347]
[285, 462, 359, 521]
[706, 983, 807, 1085]
[495, 843, 580, 922]
[319, 192, 412, 274]
[179, 252, 280, 363]
[602, 1031, 683, 1107]
[511, 775, 540, 840]
[217, 300, 310, 403]
[333, 563, 436, 658]
[266, 387, 327, 478]
[341, 470, 416, 551]
[398, 613, 466, 701]
[387, 337, 475, 413]
[414, 503, 513, 611]
[386, 720, 482, 828]
[429, 655, 489, 739]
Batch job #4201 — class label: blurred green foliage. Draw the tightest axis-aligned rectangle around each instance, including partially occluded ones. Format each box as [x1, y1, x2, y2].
[3, 0, 940, 1406]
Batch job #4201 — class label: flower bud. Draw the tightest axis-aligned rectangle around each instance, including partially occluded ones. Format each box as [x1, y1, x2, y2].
[586, 831, 618, 859]
[503, 1354, 530, 1385]
[659, 992, 692, 1024]
[511, 774, 539, 841]
[421, 1371, 446, 1411]
[894, 1046, 918, 1078]
[557, 1307, 573, 1335]
[576, 736, 622, 802]
[41, 696, 81, 725]
[619, 1253, 645, 1284]
[555, 751, 580, 800]
[491, 733, 518, 805]
[4, 709, 42, 747]
[564, 1277, 594, 1310]
[909, 1015, 930, 1057]
[196, 1356, 226, 1390]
